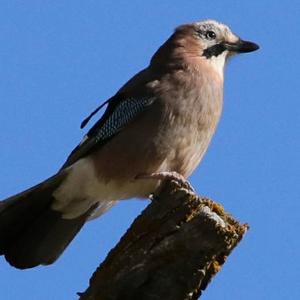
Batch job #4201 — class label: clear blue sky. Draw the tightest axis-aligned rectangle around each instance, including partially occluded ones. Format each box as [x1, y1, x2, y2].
[0, 1, 299, 299]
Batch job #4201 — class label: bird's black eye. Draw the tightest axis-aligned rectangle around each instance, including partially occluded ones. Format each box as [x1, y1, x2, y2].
[205, 30, 216, 40]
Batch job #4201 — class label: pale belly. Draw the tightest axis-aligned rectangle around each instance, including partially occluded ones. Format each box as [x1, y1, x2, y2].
[52, 125, 213, 220]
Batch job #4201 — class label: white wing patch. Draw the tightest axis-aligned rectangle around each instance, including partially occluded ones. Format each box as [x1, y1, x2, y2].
[52, 157, 159, 219]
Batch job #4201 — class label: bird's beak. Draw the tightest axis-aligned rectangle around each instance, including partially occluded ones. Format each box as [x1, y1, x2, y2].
[223, 39, 259, 53]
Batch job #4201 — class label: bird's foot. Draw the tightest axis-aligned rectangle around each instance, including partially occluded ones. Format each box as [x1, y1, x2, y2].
[136, 171, 195, 193]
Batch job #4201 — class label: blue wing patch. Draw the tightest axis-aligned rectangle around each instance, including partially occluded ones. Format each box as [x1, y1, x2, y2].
[62, 95, 155, 168]
[94, 97, 154, 142]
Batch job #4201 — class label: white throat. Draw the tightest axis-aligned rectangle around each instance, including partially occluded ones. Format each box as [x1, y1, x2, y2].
[208, 51, 227, 78]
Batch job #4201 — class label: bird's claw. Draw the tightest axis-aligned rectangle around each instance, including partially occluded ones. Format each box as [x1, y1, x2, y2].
[136, 171, 195, 193]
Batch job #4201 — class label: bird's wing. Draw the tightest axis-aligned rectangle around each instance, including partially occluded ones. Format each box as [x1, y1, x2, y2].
[61, 93, 155, 168]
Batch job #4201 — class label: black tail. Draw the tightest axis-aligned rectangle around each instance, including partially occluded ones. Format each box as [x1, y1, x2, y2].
[0, 171, 95, 269]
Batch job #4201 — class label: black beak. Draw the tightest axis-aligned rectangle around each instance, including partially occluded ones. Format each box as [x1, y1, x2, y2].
[223, 39, 259, 53]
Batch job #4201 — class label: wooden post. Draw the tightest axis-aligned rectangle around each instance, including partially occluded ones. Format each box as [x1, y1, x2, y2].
[79, 180, 248, 300]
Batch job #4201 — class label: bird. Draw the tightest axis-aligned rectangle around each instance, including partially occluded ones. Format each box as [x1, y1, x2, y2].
[0, 20, 259, 269]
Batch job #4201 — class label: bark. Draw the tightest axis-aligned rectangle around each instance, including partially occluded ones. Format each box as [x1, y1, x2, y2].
[78, 180, 248, 300]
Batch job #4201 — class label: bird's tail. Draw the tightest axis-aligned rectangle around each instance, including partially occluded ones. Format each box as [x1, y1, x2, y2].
[0, 171, 95, 269]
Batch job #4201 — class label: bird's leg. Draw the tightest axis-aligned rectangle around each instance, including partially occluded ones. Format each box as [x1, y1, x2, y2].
[136, 171, 195, 193]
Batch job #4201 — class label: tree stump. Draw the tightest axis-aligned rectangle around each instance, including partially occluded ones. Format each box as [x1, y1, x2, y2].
[79, 180, 248, 300]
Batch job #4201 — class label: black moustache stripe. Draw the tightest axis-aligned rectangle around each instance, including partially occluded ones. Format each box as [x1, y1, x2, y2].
[202, 43, 226, 59]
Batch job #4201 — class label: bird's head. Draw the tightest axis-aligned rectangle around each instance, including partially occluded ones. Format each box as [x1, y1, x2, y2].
[151, 20, 259, 77]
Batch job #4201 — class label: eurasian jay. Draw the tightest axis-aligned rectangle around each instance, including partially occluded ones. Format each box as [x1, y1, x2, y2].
[0, 20, 259, 269]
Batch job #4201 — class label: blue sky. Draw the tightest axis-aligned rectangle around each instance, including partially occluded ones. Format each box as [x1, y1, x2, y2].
[0, 1, 299, 299]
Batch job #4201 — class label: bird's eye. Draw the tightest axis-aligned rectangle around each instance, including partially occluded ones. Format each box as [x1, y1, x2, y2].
[205, 30, 216, 40]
